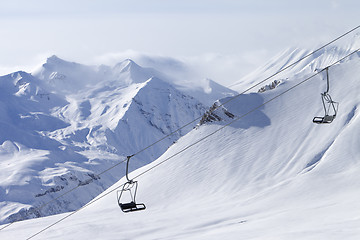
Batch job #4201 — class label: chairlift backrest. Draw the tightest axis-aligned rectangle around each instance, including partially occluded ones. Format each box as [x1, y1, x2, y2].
[117, 156, 146, 213]
[313, 67, 338, 124]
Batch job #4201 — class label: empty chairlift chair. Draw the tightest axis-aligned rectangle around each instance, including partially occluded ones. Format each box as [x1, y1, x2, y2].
[117, 155, 146, 213]
[313, 67, 339, 124]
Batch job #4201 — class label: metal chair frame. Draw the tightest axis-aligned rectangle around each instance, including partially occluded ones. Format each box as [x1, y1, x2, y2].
[313, 67, 339, 124]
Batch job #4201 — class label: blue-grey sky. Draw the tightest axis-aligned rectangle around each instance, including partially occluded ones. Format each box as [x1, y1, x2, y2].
[0, 0, 359, 84]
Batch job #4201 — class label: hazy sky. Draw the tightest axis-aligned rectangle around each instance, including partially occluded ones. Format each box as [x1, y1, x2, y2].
[0, 0, 359, 85]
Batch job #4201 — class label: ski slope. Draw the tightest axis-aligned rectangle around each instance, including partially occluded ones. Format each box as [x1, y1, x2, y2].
[1, 46, 360, 239]
[230, 33, 360, 93]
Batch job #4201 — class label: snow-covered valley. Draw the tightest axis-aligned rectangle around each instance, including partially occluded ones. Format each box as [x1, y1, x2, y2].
[1, 41, 360, 239]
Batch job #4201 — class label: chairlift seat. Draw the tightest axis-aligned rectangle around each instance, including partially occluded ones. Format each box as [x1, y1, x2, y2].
[313, 67, 338, 124]
[119, 201, 146, 213]
[117, 155, 147, 213]
[313, 115, 335, 124]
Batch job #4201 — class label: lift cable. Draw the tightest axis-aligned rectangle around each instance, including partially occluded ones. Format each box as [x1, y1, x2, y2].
[25, 48, 360, 240]
[1, 25, 358, 233]
[121, 24, 360, 159]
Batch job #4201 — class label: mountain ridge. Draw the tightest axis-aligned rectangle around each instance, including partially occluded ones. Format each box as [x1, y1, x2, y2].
[0, 57, 208, 224]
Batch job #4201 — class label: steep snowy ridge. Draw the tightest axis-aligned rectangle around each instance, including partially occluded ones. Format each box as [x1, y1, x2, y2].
[111, 59, 162, 85]
[106, 77, 205, 163]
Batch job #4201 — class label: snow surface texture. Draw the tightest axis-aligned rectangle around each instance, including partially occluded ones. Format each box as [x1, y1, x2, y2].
[230, 33, 360, 92]
[1, 43, 360, 239]
[0, 57, 238, 224]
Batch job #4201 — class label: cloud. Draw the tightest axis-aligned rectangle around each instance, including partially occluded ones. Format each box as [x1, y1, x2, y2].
[92, 50, 272, 87]
[92, 50, 192, 83]
[0, 51, 55, 76]
[93, 50, 186, 73]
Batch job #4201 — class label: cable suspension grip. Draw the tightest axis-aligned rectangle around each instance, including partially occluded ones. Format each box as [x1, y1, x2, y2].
[125, 155, 134, 182]
[325, 67, 330, 94]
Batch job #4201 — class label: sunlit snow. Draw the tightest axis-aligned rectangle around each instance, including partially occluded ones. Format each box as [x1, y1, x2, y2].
[1, 42, 360, 239]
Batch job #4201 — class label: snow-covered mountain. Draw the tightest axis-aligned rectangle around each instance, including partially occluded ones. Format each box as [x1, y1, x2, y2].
[1, 42, 360, 240]
[230, 34, 360, 93]
[0, 56, 239, 224]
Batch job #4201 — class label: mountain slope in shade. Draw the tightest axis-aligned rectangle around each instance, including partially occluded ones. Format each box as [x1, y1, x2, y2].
[0, 71, 68, 148]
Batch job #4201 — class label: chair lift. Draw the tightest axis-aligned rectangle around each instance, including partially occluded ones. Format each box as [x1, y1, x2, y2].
[117, 155, 146, 213]
[313, 67, 339, 124]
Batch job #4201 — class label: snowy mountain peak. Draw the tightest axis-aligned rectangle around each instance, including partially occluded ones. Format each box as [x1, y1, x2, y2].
[1, 71, 40, 96]
[111, 59, 156, 85]
[104, 75, 205, 160]
[31, 56, 100, 94]
[113, 59, 137, 72]
[7, 71, 30, 85]
[41, 55, 86, 74]
[46, 55, 67, 64]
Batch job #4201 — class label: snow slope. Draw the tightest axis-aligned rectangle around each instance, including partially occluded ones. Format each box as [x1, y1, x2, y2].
[230, 35, 360, 93]
[1, 56, 233, 224]
[1, 46, 359, 239]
